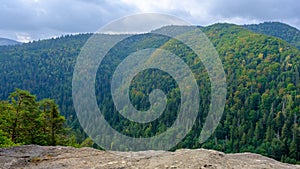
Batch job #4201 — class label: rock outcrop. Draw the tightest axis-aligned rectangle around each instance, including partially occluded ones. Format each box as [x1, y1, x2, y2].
[0, 145, 299, 169]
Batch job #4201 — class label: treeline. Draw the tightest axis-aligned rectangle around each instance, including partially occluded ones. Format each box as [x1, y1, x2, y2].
[244, 22, 300, 50]
[0, 89, 66, 147]
[0, 89, 98, 148]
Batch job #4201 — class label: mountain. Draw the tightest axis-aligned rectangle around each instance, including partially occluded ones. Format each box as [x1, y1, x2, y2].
[0, 38, 21, 46]
[1, 145, 299, 169]
[0, 24, 299, 163]
[244, 22, 300, 49]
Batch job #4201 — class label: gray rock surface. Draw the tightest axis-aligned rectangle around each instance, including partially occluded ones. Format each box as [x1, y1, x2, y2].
[0, 145, 299, 169]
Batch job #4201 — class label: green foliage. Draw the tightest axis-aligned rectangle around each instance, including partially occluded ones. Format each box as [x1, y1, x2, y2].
[80, 137, 94, 148]
[201, 24, 300, 163]
[0, 130, 17, 148]
[0, 24, 299, 163]
[0, 89, 66, 147]
[39, 99, 66, 145]
[65, 134, 81, 148]
[244, 22, 300, 50]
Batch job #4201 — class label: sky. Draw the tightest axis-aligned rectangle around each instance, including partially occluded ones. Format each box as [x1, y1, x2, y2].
[0, 0, 299, 42]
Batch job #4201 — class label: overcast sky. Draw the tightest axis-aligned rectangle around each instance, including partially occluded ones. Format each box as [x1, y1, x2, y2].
[0, 0, 299, 42]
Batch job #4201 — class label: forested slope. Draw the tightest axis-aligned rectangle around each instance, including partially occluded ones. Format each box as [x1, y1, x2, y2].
[0, 24, 299, 163]
[0, 38, 21, 46]
[244, 22, 300, 49]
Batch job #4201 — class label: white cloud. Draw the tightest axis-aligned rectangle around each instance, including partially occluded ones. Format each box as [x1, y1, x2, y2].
[0, 0, 299, 41]
[118, 0, 212, 24]
[118, 0, 299, 28]
[0, 0, 135, 41]
[16, 32, 32, 42]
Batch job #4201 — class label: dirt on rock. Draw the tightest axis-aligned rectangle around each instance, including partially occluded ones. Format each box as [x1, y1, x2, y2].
[0, 145, 299, 169]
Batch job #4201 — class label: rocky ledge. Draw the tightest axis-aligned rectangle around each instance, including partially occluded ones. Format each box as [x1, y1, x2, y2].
[0, 145, 299, 169]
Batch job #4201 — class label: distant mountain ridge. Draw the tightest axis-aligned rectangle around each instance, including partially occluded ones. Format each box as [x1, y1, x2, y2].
[0, 38, 21, 46]
[244, 22, 300, 49]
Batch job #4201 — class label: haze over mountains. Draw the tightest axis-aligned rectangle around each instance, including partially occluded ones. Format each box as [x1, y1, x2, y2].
[0, 38, 21, 46]
[0, 22, 299, 164]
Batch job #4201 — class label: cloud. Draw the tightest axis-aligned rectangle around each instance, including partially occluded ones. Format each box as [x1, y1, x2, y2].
[0, 0, 136, 41]
[100, 13, 189, 34]
[207, 0, 300, 26]
[0, 0, 299, 42]
[120, 0, 300, 28]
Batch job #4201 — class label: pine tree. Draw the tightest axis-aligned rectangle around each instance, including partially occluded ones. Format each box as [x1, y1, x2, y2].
[9, 89, 39, 143]
[39, 99, 65, 146]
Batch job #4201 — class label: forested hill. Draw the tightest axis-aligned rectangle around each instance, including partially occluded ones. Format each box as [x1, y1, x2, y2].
[0, 34, 92, 118]
[0, 23, 300, 163]
[244, 22, 300, 49]
[0, 38, 21, 46]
